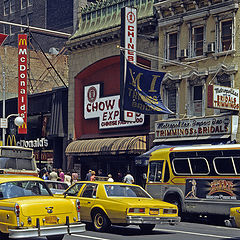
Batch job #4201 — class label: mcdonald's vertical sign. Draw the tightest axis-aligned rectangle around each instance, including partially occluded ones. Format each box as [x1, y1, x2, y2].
[18, 34, 27, 134]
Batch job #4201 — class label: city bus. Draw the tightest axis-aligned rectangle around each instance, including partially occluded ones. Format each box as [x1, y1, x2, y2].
[0, 146, 38, 176]
[145, 144, 240, 221]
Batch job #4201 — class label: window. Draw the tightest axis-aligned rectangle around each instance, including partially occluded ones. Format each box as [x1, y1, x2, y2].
[81, 184, 98, 198]
[214, 157, 235, 174]
[193, 85, 203, 116]
[27, 13, 33, 26]
[3, 25, 10, 35]
[173, 158, 209, 175]
[4, 1, 10, 15]
[65, 183, 83, 196]
[148, 161, 164, 182]
[168, 32, 178, 60]
[193, 26, 204, 56]
[28, 0, 32, 6]
[21, 0, 27, 9]
[167, 88, 177, 118]
[221, 20, 232, 51]
[10, 0, 15, 13]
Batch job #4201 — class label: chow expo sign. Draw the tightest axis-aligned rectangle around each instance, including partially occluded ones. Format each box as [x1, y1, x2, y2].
[84, 84, 144, 129]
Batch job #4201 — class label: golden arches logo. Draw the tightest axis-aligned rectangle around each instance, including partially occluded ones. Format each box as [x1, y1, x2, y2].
[6, 135, 16, 146]
[18, 122, 27, 129]
[18, 38, 27, 46]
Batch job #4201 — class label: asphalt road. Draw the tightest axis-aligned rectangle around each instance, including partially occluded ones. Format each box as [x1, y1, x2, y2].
[33, 221, 240, 240]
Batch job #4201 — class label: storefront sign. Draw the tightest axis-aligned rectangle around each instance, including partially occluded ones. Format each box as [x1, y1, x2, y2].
[155, 115, 235, 139]
[120, 7, 138, 122]
[16, 137, 48, 148]
[18, 34, 28, 134]
[208, 85, 239, 111]
[84, 84, 144, 129]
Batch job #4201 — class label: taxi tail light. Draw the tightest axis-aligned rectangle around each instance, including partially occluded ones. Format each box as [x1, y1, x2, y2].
[14, 203, 20, 226]
[128, 208, 145, 213]
[76, 199, 81, 221]
[163, 208, 177, 214]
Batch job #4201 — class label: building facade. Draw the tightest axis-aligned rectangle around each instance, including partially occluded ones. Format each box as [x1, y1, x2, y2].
[66, 0, 158, 184]
[153, 0, 240, 145]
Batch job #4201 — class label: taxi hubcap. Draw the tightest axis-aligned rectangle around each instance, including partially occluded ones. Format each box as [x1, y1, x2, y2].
[95, 213, 103, 228]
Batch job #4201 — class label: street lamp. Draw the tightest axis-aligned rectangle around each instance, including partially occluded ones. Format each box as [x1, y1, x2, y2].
[0, 114, 24, 146]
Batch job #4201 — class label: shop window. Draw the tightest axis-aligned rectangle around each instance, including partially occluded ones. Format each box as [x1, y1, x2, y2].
[167, 32, 178, 60]
[221, 20, 232, 52]
[193, 26, 204, 56]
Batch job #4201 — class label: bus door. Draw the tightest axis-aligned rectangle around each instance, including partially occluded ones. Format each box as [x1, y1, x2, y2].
[146, 160, 167, 199]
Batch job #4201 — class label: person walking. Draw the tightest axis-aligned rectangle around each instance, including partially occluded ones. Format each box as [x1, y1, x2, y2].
[123, 171, 134, 184]
[90, 171, 96, 181]
[85, 170, 92, 181]
[72, 171, 79, 184]
[107, 174, 114, 182]
[49, 168, 58, 181]
[64, 172, 72, 186]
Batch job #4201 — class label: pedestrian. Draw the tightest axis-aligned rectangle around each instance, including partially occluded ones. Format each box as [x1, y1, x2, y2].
[85, 169, 92, 181]
[90, 171, 96, 181]
[123, 170, 134, 184]
[107, 174, 114, 182]
[59, 170, 65, 182]
[49, 168, 58, 181]
[42, 170, 49, 180]
[98, 169, 103, 176]
[116, 172, 123, 182]
[72, 171, 79, 184]
[64, 171, 72, 186]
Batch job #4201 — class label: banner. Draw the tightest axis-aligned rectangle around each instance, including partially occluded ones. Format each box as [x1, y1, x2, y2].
[0, 34, 8, 45]
[123, 61, 173, 114]
[18, 34, 28, 134]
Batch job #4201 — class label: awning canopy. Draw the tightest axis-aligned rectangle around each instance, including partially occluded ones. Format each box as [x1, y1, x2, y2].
[65, 136, 146, 156]
[135, 145, 172, 166]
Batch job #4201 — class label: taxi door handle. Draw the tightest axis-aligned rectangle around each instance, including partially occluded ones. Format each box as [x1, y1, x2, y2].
[88, 201, 91, 204]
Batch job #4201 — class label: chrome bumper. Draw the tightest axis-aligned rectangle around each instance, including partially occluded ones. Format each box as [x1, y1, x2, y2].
[8, 223, 86, 239]
[126, 216, 181, 225]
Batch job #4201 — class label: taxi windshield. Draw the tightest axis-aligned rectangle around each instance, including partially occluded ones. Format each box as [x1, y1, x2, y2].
[104, 185, 152, 198]
[0, 181, 52, 199]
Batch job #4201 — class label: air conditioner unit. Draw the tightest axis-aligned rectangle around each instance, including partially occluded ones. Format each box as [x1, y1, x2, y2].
[207, 42, 215, 52]
[180, 49, 188, 58]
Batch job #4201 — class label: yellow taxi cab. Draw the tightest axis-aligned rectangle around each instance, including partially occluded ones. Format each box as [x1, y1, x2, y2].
[62, 181, 180, 232]
[225, 207, 240, 228]
[0, 175, 85, 240]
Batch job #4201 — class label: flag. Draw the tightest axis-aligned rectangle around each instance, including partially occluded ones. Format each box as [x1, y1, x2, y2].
[0, 34, 8, 45]
[123, 61, 173, 114]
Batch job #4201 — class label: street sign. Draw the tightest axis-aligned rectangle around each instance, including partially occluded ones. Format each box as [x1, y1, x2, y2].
[0, 118, 8, 128]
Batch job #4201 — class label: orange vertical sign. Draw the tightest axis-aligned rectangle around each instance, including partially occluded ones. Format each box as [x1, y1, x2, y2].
[18, 34, 27, 134]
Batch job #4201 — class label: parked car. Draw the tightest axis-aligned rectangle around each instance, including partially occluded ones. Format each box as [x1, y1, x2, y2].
[0, 175, 85, 239]
[61, 181, 180, 232]
[44, 180, 69, 194]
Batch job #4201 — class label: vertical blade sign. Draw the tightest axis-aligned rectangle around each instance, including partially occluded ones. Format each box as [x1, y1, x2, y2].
[18, 34, 27, 134]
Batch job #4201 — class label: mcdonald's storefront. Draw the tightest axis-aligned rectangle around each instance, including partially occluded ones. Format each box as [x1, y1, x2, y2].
[0, 87, 68, 171]
[66, 56, 151, 185]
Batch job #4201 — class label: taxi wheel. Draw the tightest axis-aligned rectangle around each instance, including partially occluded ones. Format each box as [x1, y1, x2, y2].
[46, 234, 64, 240]
[92, 210, 111, 232]
[139, 224, 155, 232]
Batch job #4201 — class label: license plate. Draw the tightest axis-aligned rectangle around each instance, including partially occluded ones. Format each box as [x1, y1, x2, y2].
[149, 209, 159, 215]
[45, 216, 58, 224]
